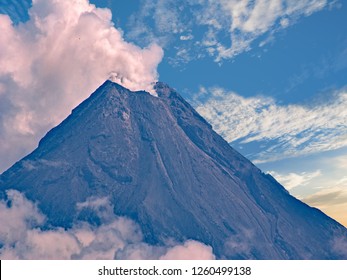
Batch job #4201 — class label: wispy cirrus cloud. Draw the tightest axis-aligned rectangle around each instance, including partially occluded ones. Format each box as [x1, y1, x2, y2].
[268, 170, 322, 190]
[210, 0, 329, 60]
[193, 87, 347, 163]
[129, 0, 331, 62]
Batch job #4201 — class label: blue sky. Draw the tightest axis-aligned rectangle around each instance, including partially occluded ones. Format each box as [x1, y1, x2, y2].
[0, 0, 346, 226]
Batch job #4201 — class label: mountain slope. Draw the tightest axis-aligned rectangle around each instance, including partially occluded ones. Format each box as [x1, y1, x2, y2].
[0, 80, 346, 259]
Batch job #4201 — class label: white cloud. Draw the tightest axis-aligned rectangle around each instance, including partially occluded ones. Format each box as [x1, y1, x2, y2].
[193, 87, 347, 163]
[0, 190, 45, 246]
[129, 0, 329, 61]
[209, 0, 328, 60]
[116, 240, 215, 260]
[268, 170, 321, 190]
[76, 196, 115, 223]
[0, 0, 163, 173]
[0, 190, 215, 260]
[159, 240, 215, 260]
[224, 227, 256, 258]
[180, 34, 194, 41]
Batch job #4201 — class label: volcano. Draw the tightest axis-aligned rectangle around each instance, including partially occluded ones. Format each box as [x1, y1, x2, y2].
[0, 80, 346, 259]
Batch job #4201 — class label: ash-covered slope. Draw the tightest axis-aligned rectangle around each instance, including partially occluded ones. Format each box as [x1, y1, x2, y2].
[0, 80, 346, 259]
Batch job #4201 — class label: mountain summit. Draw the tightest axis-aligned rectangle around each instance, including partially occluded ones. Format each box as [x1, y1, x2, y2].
[1, 80, 346, 259]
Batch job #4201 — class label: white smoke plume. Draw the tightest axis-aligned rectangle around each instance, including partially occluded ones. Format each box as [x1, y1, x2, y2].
[0, 190, 215, 260]
[0, 0, 164, 173]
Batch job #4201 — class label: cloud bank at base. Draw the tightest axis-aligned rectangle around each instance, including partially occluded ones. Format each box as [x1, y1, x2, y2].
[0, 190, 215, 260]
[0, 0, 163, 172]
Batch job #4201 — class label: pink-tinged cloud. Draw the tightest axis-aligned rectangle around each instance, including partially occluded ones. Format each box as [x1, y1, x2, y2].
[160, 240, 216, 260]
[0, 0, 163, 172]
